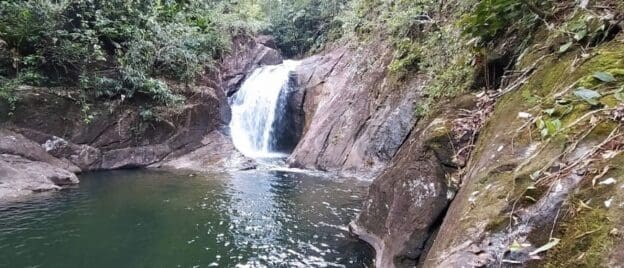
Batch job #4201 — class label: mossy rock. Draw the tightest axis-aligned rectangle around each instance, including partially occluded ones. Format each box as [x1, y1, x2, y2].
[544, 155, 624, 267]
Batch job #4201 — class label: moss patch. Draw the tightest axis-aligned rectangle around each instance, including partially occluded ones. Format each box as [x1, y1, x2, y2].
[544, 152, 624, 267]
[546, 207, 614, 268]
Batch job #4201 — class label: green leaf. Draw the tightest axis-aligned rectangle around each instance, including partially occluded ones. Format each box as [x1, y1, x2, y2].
[545, 119, 562, 136]
[574, 29, 587, 41]
[593, 71, 616, 83]
[574, 88, 601, 105]
[544, 108, 555, 116]
[616, 87, 624, 102]
[530, 238, 560, 256]
[559, 42, 573, 53]
[616, 93, 624, 102]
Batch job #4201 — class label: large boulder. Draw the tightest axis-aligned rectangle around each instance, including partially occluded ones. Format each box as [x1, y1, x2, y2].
[350, 95, 477, 267]
[0, 154, 78, 201]
[155, 130, 256, 172]
[0, 128, 80, 173]
[0, 130, 80, 200]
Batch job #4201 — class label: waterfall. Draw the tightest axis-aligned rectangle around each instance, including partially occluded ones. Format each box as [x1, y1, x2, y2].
[229, 60, 300, 158]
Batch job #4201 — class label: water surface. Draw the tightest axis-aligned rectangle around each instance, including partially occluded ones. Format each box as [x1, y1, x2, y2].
[0, 169, 373, 267]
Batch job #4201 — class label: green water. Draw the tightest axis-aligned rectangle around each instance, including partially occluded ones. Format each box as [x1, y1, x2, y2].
[0, 169, 374, 267]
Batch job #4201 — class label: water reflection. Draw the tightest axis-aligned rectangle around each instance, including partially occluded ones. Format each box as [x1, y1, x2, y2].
[0, 169, 373, 267]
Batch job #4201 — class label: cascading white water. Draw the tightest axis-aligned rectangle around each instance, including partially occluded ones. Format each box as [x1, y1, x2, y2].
[229, 60, 300, 158]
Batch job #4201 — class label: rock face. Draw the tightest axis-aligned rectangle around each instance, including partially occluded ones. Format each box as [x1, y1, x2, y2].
[221, 35, 284, 96]
[423, 39, 624, 267]
[155, 131, 256, 172]
[0, 83, 235, 199]
[288, 42, 422, 178]
[350, 95, 478, 268]
[4, 84, 230, 171]
[0, 154, 78, 201]
[0, 34, 279, 200]
[282, 38, 483, 267]
[0, 129, 79, 200]
[286, 41, 475, 266]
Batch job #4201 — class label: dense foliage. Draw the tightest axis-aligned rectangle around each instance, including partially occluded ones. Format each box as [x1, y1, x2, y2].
[2, 0, 598, 119]
[461, 0, 546, 43]
[0, 0, 355, 115]
[340, 0, 477, 113]
[262, 0, 349, 57]
[0, 0, 265, 112]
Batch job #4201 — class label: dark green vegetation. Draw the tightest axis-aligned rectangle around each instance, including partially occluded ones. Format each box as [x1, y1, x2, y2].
[0, 0, 354, 118]
[0, 0, 571, 117]
[0, 0, 260, 113]
[262, 0, 349, 57]
[0, 170, 374, 267]
[0, 0, 620, 116]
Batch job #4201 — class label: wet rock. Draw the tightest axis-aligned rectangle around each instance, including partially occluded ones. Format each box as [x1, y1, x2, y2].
[0, 128, 80, 173]
[0, 154, 78, 200]
[272, 74, 304, 153]
[350, 97, 474, 268]
[155, 130, 256, 172]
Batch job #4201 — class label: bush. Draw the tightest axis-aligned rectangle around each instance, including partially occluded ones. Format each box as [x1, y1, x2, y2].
[461, 0, 549, 44]
[0, 76, 20, 114]
[388, 38, 422, 76]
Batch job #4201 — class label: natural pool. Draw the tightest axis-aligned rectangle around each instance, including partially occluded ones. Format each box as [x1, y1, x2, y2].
[0, 169, 374, 267]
